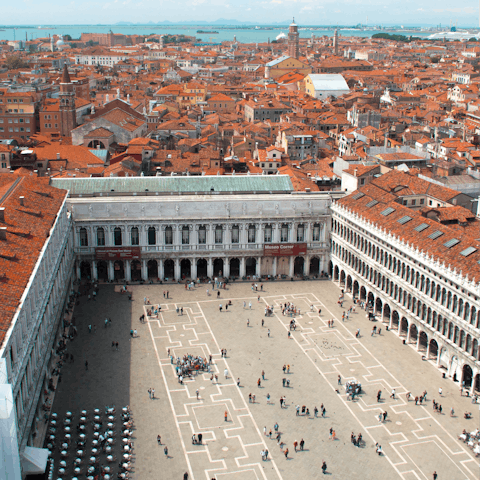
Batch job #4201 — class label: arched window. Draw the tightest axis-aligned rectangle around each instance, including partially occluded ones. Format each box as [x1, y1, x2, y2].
[148, 227, 156, 245]
[280, 223, 289, 242]
[312, 223, 320, 242]
[79, 227, 88, 247]
[97, 227, 105, 246]
[165, 226, 173, 245]
[114, 227, 122, 246]
[131, 227, 139, 246]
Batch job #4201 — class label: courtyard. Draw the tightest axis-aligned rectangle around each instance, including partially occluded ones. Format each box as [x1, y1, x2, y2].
[49, 279, 480, 479]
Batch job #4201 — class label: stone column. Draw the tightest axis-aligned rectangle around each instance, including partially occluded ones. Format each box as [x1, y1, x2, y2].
[305, 255, 310, 276]
[142, 259, 148, 281]
[470, 369, 477, 396]
[125, 260, 131, 282]
[175, 258, 181, 280]
[191, 258, 197, 280]
[416, 333, 421, 351]
[158, 259, 163, 281]
[406, 325, 411, 344]
[108, 260, 114, 282]
[436, 346, 442, 367]
[92, 260, 98, 281]
[207, 258, 213, 278]
[289, 256, 294, 277]
[389, 314, 393, 330]
[76, 261, 81, 281]
[272, 257, 277, 277]
[256, 256, 261, 277]
[223, 258, 230, 278]
[240, 257, 246, 278]
[426, 341, 431, 360]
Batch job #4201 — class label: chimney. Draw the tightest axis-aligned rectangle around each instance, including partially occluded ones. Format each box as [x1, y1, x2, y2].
[0, 227, 6, 240]
[0, 208, 4, 222]
[56, 153, 60, 160]
[19, 196, 24, 206]
[354, 168, 358, 177]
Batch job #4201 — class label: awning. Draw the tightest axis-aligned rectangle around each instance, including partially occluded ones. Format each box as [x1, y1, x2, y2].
[21, 447, 49, 475]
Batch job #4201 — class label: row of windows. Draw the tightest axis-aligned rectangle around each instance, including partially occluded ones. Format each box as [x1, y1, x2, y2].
[79, 223, 323, 247]
[0, 118, 30, 124]
[332, 236, 480, 327]
[44, 124, 58, 129]
[0, 127, 30, 133]
[333, 249, 480, 362]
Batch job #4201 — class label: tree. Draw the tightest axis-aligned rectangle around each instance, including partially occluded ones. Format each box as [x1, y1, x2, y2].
[5, 56, 29, 70]
[63, 34, 72, 41]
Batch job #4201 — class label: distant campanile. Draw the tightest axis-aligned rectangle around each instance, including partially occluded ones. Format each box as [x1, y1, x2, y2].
[288, 18, 300, 59]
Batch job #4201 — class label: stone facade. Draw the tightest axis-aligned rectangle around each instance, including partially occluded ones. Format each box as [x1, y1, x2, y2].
[70, 193, 340, 283]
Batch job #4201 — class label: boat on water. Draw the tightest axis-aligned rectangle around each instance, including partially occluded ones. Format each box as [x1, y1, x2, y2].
[197, 30, 218, 34]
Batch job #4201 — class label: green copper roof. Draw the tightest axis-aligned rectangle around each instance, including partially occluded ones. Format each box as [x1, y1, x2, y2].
[50, 175, 294, 196]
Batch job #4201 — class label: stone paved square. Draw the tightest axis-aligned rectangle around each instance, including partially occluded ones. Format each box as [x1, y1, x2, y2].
[48, 280, 480, 479]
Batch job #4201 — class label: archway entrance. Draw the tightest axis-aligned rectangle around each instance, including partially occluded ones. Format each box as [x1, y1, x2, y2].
[164, 259, 174, 280]
[346, 275, 352, 293]
[97, 260, 108, 281]
[340, 270, 346, 286]
[400, 317, 408, 336]
[334, 265, 339, 281]
[114, 260, 124, 281]
[474, 374, 480, 393]
[375, 297, 382, 314]
[131, 260, 141, 281]
[367, 292, 374, 310]
[197, 259, 207, 278]
[181, 259, 191, 279]
[360, 286, 367, 301]
[294, 256, 304, 276]
[391, 310, 399, 330]
[383, 304, 391, 323]
[230, 258, 240, 277]
[246, 257, 256, 277]
[213, 258, 224, 277]
[409, 323, 418, 344]
[418, 331, 428, 351]
[463, 364, 473, 388]
[353, 280, 359, 299]
[309, 257, 320, 276]
[428, 339, 438, 360]
[147, 259, 158, 279]
[80, 261, 91, 280]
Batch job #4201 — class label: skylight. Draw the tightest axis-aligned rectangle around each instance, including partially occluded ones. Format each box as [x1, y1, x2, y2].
[397, 216, 412, 225]
[443, 238, 460, 248]
[352, 192, 365, 200]
[414, 223, 429, 232]
[366, 200, 379, 208]
[428, 230, 444, 240]
[460, 247, 477, 257]
[381, 207, 395, 216]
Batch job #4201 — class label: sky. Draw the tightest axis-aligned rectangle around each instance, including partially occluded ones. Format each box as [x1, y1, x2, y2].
[1, 0, 480, 26]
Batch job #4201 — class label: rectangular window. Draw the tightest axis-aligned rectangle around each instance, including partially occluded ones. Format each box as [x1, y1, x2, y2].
[165, 228, 173, 245]
[232, 226, 239, 243]
[264, 226, 272, 243]
[297, 225, 304, 242]
[248, 226, 256, 243]
[198, 227, 206, 244]
[97, 229, 105, 246]
[313, 224, 320, 241]
[131, 228, 139, 245]
[281, 225, 288, 242]
[1, 162, 7, 169]
[215, 227, 223, 244]
[182, 228, 189, 244]
[80, 229, 88, 246]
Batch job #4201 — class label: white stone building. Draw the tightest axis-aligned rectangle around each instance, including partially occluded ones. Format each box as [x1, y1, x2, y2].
[331, 185, 480, 393]
[0, 176, 74, 478]
[51, 176, 341, 284]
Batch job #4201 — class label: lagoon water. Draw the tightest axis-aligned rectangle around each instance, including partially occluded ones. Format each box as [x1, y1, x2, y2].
[0, 24, 434, 44]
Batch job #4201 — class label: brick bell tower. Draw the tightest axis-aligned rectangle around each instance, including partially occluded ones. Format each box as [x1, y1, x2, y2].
[288, 18, 299, 59]
[59, 64, 76, 136]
